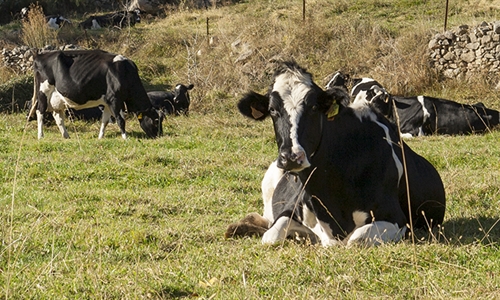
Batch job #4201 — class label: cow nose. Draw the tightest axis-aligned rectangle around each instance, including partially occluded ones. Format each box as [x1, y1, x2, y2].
[278, 151, 305, 170]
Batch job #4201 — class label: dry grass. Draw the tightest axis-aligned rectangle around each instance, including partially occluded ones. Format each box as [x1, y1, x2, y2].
[21, 4, 59, 49]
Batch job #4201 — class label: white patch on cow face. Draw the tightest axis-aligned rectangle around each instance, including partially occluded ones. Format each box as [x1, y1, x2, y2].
[272, 71, 313, 170]
[113, 55, 127, 62]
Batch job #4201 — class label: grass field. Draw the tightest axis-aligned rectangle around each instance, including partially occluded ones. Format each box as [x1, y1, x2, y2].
[1, 111, 499, 298]
[2, 0, 500, 298]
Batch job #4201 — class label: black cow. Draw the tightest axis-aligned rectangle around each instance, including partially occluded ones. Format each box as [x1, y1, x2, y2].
[79, 10, 141, 30]
[147, 84, 194, 116]
[29, 49, 162, 139]
[329, 72, 500, 137]
[234, 61, 445, 246]
[21, 6, 72, 29]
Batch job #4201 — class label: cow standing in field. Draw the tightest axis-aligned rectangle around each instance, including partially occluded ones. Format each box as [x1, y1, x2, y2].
[79, 10, 141, 30]
[148, 84, 194, 116]
[327, 72, 500, 137]
[228, 61, 445, 246]
[30, 49, 162, 139]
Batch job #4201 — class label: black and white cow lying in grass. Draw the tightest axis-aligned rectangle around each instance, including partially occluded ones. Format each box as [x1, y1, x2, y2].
[79, 10, 141, 30]
[226, 61, 446, 246]
[21, 6, 72, 29]
[148, 84, 194, 116]
[327, 71, 500, 137]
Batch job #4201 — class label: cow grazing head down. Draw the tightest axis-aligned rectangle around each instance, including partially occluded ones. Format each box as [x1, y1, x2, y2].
[238, 62, 349, 172]
[31, 49, 162, 139]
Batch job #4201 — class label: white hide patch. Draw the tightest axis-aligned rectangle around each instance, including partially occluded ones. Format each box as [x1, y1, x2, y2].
[347, 221, 406, 246]
[352, 210, 369, 228]
[113, 55, 127, 62]
[39, 80, 107, 112]
[272, 71, 313, 169]
[301, 204, 340, 247]
[350, 78, 376, 97]
[91, 19, 101, 29]
[261, 160, 285, 225]
[417, 96, 430, 137]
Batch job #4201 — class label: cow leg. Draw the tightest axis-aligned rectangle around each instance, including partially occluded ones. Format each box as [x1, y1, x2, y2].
[261, 216, 315, 244]
[108, 107, 127, 139]
[98, 106, 113, 139]
[52, 110, 69, 138]
[36, 110, 45, 139]
[346, 221, 406, 246]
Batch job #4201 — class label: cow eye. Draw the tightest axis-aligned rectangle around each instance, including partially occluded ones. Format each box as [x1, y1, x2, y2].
[269, 107, 280, 117]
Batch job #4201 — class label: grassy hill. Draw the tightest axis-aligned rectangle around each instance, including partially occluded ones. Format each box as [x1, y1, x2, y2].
[1, 0, 500, 298]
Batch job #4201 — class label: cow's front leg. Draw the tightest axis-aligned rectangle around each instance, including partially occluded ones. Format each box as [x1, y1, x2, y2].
[52, 110, 69, 138]
[36, 110, 44, 139]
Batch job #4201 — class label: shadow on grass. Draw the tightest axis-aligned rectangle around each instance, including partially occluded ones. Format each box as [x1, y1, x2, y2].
[411, 216, 500, 246]
[155, 286, 195, 298]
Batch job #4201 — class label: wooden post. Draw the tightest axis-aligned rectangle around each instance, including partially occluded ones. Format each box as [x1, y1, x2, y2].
[206, 17, 209, 38]
[444, 0, 449, 32]
[303, 0, 306, 21]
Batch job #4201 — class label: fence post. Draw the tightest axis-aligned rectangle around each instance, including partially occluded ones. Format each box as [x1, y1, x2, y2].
[303, 0, 306, 21]
[444, 0, 449, 32]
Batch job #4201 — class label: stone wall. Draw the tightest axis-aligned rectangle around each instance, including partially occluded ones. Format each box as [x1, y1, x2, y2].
[428, 21, 500, 79]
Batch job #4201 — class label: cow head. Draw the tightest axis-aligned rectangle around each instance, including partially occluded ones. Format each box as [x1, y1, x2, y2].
[238, 61, 350, 172]
[137, 108, 163, 138]
[325, 71, 350, 92]
[173, 83, 194, 115]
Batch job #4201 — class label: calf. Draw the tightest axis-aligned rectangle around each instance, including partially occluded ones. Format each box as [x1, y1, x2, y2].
[233, 61, 445, 246]
[79, 10, 141, 30]
[29, 49, 162, 139]
[147, 84, 194, 116]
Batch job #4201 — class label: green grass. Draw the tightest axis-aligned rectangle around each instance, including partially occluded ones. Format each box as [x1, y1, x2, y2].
[1, 112, 500, 298]
[2, 0, 500, 298]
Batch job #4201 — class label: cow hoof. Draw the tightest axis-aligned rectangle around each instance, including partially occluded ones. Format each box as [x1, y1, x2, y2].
[225, 221, 267, 239]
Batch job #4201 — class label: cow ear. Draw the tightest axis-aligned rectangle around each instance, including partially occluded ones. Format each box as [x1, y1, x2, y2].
[319, 87, 350, 120]
[187, 84, 194, 90]
[238, 91, 269, 121]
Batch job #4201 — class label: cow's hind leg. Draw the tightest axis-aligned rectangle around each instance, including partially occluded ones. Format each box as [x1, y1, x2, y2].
[225, 212, 269, 238]
[52, 110, 69, 138]
[98, 106, 113, 139]
[346, 221, 406, 246]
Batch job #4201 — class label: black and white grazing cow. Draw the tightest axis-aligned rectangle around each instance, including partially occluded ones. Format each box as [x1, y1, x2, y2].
[147, 84, 194, 116]
[29, 49, 162, 139]
[234, 61, 445, 246]
[79, 10, 141, 30]
[21, 7, 72, 30]
[328, 72, 500, 137]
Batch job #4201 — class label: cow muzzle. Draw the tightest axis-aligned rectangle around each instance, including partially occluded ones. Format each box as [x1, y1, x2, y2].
[277, 149, 309, 171]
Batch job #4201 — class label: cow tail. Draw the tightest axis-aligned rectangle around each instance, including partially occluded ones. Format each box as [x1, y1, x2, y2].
[27, 72, 38, 121]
